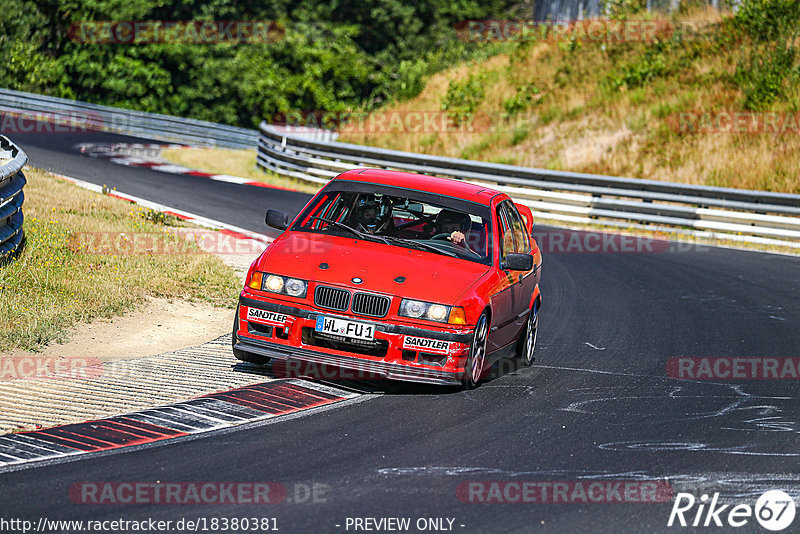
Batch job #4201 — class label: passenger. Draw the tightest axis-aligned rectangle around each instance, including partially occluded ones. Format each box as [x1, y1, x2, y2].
[433, 209, 472, 251]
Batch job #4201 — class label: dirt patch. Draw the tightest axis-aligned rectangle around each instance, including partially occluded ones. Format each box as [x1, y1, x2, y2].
[4, 296, 233, 362]
[559, 127, 633, 169]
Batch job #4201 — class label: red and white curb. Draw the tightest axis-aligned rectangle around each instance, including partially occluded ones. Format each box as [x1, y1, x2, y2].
[79, 142, 299, 192]
[0, 380, 358, 469]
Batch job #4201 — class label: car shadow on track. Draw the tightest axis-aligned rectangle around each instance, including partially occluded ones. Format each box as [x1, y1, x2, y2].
[230, 355, 532, 396]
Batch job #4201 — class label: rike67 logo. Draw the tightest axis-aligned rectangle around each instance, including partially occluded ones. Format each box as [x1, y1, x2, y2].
[668, 490, 796, 531]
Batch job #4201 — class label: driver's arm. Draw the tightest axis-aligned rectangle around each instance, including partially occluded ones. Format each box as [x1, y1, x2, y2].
[449, 231, 471, 251]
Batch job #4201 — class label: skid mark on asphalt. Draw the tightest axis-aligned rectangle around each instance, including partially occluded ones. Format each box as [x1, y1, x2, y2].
[583, 342, 606, 351]
[597, 441, 800, 457]
[0, 380, 357, 469]
[376, 467, 800, 502]
[511, 365, 800, 458]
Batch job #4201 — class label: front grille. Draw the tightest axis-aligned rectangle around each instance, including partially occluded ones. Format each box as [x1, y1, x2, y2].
[314, 285, 350, 311]
[352, 292, 391, 317]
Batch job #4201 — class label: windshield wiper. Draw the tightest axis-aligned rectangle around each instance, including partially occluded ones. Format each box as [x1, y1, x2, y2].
[309, 216, 388, 244]
[384, 236, 459, 258]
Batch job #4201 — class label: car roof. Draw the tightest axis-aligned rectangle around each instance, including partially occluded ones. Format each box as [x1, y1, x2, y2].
[334, 168, 501, 206]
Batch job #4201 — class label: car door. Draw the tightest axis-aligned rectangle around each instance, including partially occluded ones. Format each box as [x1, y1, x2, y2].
[504, 202, 538, 335]
[487, 201, 520, 352]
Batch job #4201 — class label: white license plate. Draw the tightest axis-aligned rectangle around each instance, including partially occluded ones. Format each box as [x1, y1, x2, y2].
[315, 316, 375, 341]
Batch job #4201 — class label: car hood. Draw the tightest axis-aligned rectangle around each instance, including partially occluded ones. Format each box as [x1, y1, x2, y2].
[258, 232, 490, 304]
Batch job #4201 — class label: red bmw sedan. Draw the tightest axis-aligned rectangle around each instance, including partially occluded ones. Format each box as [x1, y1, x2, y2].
[233, 168, 542, 388]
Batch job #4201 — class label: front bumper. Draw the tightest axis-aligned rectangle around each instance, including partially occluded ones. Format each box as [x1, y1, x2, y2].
[234, 294, 474, 386]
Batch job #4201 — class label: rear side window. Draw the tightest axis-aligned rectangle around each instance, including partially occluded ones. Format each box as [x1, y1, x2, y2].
[496, 201, 531, 261]
[496, 203, 514, 263]
[505, 203, 530, 254]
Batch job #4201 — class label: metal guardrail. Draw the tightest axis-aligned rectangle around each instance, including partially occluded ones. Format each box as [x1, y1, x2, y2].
[0, 135, 26, 261]
[257, 122, 800, 246]
[0, 88, 257, 149]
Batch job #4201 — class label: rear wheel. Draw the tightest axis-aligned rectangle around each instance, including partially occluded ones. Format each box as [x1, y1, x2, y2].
[516, 302, 539, 367]
[232, 307, 271, 365]
[462, 312, 489, 389]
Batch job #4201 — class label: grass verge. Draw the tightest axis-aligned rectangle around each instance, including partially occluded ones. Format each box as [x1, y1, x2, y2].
[339, 8, 800, 194]
[0, 168, 241, 352]
[159, 147, 322, 194]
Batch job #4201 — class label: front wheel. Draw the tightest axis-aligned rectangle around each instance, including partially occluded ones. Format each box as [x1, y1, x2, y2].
[462, 312, 489, 389]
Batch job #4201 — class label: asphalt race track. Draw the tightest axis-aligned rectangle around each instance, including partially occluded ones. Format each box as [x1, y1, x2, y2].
[9, 126, 311, 237]
[3, 126, 800, 533]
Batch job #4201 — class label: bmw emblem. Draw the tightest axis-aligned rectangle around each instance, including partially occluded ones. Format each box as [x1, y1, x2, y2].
[352, 277, 363, 285]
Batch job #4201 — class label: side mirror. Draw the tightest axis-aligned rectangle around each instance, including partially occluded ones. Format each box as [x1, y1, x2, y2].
[502, 253, 534, 272]
[514, 203, 534, 234]
[265, 209, 290, 230]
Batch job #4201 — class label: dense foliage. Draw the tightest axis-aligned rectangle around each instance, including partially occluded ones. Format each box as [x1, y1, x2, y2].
[0, 0, 513, 127]
[733, 0, 800, 109]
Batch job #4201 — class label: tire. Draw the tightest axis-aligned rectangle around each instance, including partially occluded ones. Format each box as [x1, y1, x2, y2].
[462, 312, 489, 389]
[232, 306, 271, 365]
[516, 302, 539, 367]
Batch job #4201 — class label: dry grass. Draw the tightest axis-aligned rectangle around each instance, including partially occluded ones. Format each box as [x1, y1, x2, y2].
[0, 168, 241, 351]
[160, 147, 322, 194]
[339, 8, 800, 194]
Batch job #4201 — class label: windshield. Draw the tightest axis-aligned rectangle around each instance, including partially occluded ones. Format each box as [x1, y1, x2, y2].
[292, 185, 493, 265]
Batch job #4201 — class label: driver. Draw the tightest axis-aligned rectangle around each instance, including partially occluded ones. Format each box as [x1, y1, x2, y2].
[355, 194, 393, 235]
[433, 209, 472, 251]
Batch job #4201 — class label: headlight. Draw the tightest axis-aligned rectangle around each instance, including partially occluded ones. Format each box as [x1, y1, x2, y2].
[428, 304, 448, 321]
[285, 278, 306, 297]
[265, 275, 284, 292]
[249, 272, 308, 298]
[400, 299, 453, 323]
[401, 300, 427, 318]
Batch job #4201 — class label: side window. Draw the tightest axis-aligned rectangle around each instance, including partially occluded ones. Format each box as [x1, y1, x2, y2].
[299, 192, 350, 230]
[311, 193, 343, 230]
[328, 194, 349, 223]
[506, 204, 530, 254]
[496, 203, 515, 263]
[301, 193, 332, 229]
